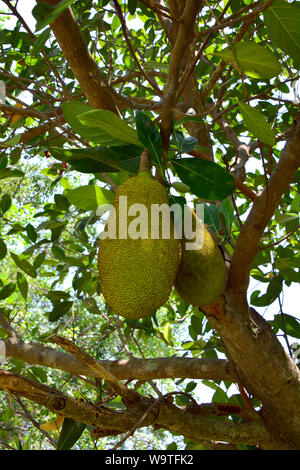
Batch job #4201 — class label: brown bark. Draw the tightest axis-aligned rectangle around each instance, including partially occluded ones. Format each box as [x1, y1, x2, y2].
[0, 370, 280, 448]
[3, 337, 232, 382]
[202, 298, 300, 448]
[35, 0, 118, 112]
[228, 118, 300, 294]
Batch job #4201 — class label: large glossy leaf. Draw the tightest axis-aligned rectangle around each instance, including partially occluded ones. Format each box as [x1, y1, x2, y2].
[237, 101, 276, 146]
[68, 185, 114, 211]
[173, 158, 236, 200]
[135, 111, 162, 165]
[215, 41, 281, 79]
[78, 109, 141, 146]
[49, 145, 141, 174]
[264, 0, 300, 69]
[62, 102, 126, 146]
[57, 418, 86, 450]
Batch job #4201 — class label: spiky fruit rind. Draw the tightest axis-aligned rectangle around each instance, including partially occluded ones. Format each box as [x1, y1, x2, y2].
[175, 213, 225, 307]
[98, 173, 181, 319]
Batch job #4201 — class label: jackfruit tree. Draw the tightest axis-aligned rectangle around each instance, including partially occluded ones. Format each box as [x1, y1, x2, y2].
[0, 0, 299, 451]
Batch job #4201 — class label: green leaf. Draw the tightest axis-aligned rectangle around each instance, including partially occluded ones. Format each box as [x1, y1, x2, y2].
[46, 290, 72, 302]
[36, 220, 66, 231]
[51, 244, 65, 260]
[237, 101, 276, 146]
[0, 168, 24, 179]
[48, 300, 73, 322]
[78, 109, 141, 146]
[0, 283, 16, 300]
[212, 387, 228, 403]
[250, 275, 282, 307]
[17, 272, 28, 300]
[57, 418, 86, 450]
[203, 203, 219, 233]
[33, 251, 47, 269]
[163, 322, 172, 345]
[25, 223, 37, 243]
[128, 0, 137, 14]
[264, 0, 300, 69]
[0, 238, 7, 260]
[49, 145, 141, 175]
[0, 155, 8, 170]
[33, 0, 77, 31]
[54, 194, 70, 211]
[172, 129, 198, 154]
[30, 366, 48, 383]
[31, 27, 51, 55]
[68, 185, 114, 211]
[273, 313, 300, 339]
[185, 381, 197, 393]
[10, 253, 37, 278]
[135, 111, 162, 165]
[219, 198, 234, 234]
[62, 102, 128, 146]
[173, 158, 236, 200]
[0, 194, 12, 214]
[0, 135, 21, 148]
[215, 41, 282, 79]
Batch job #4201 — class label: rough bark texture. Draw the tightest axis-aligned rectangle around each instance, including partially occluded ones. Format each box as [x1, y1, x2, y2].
[36, 0, 118, 112]
[3, 338, 232, 382]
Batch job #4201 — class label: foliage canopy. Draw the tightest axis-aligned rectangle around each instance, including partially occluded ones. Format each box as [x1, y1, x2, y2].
[0, 0, 299, 450]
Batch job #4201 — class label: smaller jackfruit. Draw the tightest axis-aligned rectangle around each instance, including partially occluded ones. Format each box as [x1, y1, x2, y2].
[98, 172, 181, 319]
[171, 181, 190, 193]
[175, 208, 226, 306]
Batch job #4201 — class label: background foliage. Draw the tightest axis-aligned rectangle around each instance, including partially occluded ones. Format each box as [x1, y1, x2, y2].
[0, 0, 299, 450]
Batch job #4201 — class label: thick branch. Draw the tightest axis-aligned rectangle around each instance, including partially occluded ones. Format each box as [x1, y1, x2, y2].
[227, 118, 300, 293]
[0, 370, 277, 447]
[160, 0, 201, 151]
[35, 0, 118, 112]
[3, 338, 232, 382]
[202, 296, 300, 449]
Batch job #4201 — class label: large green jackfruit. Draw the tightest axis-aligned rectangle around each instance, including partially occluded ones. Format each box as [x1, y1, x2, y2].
[98, 172, 181, 319]
[175, 209, 226, 306]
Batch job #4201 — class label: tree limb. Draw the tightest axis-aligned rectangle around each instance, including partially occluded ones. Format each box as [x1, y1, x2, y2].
[3, 337, 232, 382]
[0, 369, 279, 447]
[35, 0, 118, 112]
[227, 118, 300, 293]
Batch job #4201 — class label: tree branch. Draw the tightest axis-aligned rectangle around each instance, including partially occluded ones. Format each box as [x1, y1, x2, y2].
[160, 0, 202, 152]
[3, 337, 232, 382]
[227, 118, 300, 293]
[35, 0, 118, 112]
[0, 369, 278, 447]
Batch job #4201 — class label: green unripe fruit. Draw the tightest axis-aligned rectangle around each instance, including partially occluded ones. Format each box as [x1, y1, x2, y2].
[175, 209, 226, 306]
[171, 181, 190, 193]
[98, 173, 181, 319]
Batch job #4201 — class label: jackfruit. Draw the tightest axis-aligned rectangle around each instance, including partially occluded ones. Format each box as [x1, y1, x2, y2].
[175, 209, 226, 306]
[98, 172, 181, 319]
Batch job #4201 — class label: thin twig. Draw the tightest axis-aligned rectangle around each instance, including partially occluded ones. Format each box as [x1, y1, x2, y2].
[112, 0, 162, 96]
[15, 396, 57, 448]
